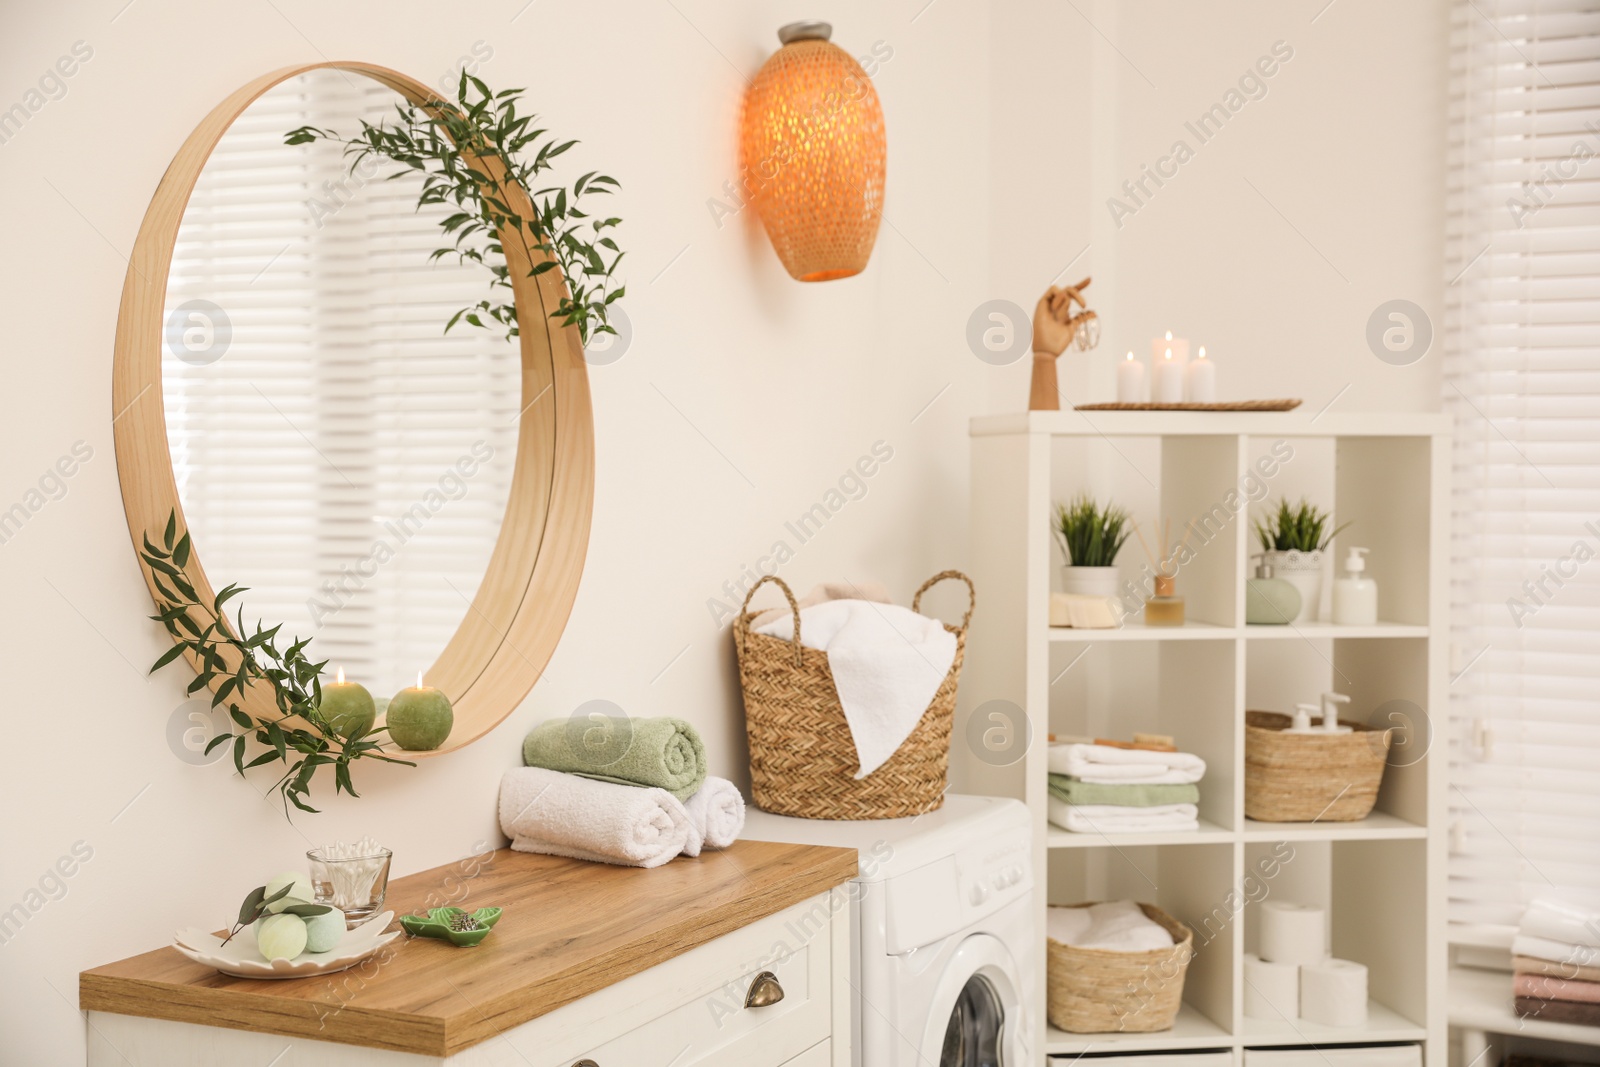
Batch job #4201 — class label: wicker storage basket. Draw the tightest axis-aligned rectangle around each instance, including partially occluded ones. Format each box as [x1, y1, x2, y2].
[1046, 902, 1195, 1033]
[1245, 711, 1394, 822]
[734, 571, 973, 820]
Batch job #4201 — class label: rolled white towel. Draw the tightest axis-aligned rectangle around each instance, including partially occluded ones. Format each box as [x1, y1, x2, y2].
[1047, 742, 1206, 784]
[499, 767, 690, 869]
[1048, 900, 1175, 951]
[1048, 796, 1200, 834]
[682, 777, 745, 857]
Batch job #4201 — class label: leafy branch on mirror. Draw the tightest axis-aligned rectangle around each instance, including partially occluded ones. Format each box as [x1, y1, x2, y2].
[285, 72, 624, 345]
[142, 511, 413, 816]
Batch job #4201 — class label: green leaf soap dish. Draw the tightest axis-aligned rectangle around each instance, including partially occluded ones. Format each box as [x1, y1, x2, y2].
[399, 907, 503, 947]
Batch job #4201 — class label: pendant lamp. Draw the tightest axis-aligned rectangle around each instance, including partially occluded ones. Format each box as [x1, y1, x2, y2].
[740, 21, 887, 282]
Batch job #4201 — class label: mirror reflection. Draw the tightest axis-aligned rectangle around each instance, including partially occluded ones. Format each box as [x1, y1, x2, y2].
[161, 70, 523, 697]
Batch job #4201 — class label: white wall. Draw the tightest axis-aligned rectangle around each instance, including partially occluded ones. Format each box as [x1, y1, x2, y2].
[0, 1, 1444, 1061]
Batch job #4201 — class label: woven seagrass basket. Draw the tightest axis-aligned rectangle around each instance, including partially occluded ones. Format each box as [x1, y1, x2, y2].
[734, 571, 973, 820]
[1244, 711, 1394, 822]
[1046, 902, 1194, 1033]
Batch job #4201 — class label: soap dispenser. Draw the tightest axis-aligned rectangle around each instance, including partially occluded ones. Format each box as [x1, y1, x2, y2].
[1285, 702, 1321, 734]
[1246, 554, 1303, 625]
[1332, 547, 1378, 625]
[1319, 691, 1353, 734]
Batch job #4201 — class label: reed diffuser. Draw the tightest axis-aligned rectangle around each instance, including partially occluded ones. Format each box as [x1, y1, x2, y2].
[1134, 518, 1195, 627]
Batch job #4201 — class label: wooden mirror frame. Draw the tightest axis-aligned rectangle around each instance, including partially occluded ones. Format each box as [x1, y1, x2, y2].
[112, 61, 594, 758]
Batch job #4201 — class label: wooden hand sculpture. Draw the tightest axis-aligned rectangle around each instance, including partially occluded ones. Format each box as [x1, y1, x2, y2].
[1028, 277, 1097, 411]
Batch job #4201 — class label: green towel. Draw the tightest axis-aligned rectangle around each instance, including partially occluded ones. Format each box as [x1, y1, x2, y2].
[1048, 773, 1199, 808]
[522, 716, 707, 801]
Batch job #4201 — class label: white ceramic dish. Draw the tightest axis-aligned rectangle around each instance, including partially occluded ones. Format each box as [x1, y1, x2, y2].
[172, 911, 400, 979]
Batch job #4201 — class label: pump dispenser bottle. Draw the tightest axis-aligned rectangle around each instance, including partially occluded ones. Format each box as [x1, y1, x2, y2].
[1332, 547, 1378, 625]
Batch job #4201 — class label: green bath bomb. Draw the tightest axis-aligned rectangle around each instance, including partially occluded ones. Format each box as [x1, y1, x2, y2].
[263, 870, 314, 913]
[386, 686, 455, 751]
[303, 907, 346, 953]
[319, 681, 377, 739]
[256, 914, 308, 961]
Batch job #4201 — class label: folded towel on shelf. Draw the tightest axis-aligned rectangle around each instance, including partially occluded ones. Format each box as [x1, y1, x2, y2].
[1514, 973, 1600, 1004]
[1047, 900, 1174, 952]
[682, 776, 745, 857]
[522, 716, 707, 801]
[499, 768, 691, 868]
[1048, 773, 1199, 808]
[750, 579, 893, 629]
[1515, 996, 1600, 1027]
[1516, 955, 1600, 984]
[1047, 742, 1206, 785]
[1047, 797, 1199, 834]
[1513, 934, 1600, 970]
[1521, 896, 1600, 949]
[755, 599, 957, 779]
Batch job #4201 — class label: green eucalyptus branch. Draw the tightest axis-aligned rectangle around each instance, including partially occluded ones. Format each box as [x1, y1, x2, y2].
[142, 510, 414, 818]
[284, 71, 625, 345]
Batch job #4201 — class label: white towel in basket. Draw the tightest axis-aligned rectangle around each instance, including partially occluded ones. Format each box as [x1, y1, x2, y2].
[755, 599, 957, 779]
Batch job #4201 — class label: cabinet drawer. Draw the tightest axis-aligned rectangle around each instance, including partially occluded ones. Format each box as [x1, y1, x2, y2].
[499, 890, 843, 1067]
[783, 1040, 832, 1066]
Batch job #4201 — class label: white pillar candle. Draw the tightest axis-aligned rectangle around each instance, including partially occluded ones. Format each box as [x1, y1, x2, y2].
[1151, 329, 1190, 366]
[1154, 347, 1185, 404]
[1116, 350, 1146, 403]
[1186, 346, 1216, 403]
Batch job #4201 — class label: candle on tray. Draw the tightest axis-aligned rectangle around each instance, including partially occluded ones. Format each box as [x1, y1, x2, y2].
[1154, 347, 1185, 404]
[1116, 350, 1146, 404]
[1151, 329, 1189, 367]
[319, 666, 376, 739]
[385, 672, 455, 751]
[1186, 345, 1216, 403]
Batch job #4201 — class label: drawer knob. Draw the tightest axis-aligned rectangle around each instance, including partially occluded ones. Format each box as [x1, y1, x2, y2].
[744, 970, 785, 1008]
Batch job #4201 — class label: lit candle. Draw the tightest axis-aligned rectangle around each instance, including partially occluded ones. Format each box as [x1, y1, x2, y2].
[1186, 345, 1216, 403]
[385, 671, 455, 751]
[1116, 350, 1146, 403]
[319, 666, 376, 739]
[1151, 329, 1190, 367]
[1154, 347, 1185, 404]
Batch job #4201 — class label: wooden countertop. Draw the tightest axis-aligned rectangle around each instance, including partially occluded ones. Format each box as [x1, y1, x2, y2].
[80, 840, 857, 1058]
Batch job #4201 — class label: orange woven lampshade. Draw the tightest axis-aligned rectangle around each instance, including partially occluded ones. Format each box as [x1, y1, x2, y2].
[740, 22, 886, 282]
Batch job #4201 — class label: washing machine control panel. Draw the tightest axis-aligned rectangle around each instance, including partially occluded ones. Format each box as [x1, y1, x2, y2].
[884, 820, 1033, 955]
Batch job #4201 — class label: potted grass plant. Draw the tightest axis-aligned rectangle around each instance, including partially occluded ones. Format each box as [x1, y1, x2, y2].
[1253, 498, 1351, 622]
[1052, 495, 1132, 598]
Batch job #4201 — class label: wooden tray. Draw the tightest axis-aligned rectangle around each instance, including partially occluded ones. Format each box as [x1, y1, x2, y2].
[1074, 399, 1303, 412]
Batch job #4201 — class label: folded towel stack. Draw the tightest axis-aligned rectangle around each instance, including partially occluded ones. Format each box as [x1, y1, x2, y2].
[1047, 900, 1175, 952]
[1513, 896, 1600, 1027]
[1046, 742, 1206, 834]
[501, 715, 744, 869]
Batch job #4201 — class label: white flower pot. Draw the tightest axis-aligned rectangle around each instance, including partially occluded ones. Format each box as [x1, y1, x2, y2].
[1262, 549, 1323, 623]
[1061, 566, 1122, 599]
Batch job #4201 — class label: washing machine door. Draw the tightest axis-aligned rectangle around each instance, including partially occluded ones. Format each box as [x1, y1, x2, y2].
[919, 933, 1030, 1067]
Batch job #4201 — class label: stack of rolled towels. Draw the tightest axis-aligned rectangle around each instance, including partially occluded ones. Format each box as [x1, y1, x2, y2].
[1243, 901, 1368, 1028]
[498, 716, 745, 869]
[1513, 895, 1600, 1026]
[1046, 739, 1205, 833]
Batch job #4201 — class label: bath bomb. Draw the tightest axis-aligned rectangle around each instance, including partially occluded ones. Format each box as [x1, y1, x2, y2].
[320, 681, 377, 739]
[303, 907, 346, 953]
[263, 871, 314, 913]
[386, 686, 454, 751]
[256, 914, 308, 961]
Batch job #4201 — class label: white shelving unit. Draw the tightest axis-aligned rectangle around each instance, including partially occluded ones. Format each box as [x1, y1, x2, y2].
[955, 410, 1449, 1067]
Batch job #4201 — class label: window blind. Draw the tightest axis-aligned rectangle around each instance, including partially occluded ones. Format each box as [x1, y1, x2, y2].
[163, 70, 520, 697]
[1445, 0, 1600, 930]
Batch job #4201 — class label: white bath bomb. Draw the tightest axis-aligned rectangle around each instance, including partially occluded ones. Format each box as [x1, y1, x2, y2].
[256, 914, 308, 961]
[263, 871, 314, 913]
[303, 908, 346, 953]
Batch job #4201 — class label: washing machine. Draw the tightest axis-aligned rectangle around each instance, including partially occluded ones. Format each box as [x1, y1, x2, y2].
[744, 794, 1033, 1067]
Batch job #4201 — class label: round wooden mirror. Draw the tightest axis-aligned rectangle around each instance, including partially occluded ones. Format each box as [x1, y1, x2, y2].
[112, 62, 594, 757]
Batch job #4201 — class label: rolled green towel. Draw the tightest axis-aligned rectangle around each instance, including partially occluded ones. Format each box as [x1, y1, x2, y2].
[1048, 773, 1199, 808]
[522, 716, 707, 801]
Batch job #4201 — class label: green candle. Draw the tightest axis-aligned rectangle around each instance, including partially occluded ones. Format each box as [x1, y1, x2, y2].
[386, 673, 454, 751]
[319, 667, 376, 739]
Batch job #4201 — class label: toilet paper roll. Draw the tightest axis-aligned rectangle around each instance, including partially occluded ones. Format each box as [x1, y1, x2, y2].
[1300, 957, 1368, 1028]
[1243, 953, 1300, 1020]
[1259, 901, 1326, 965]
